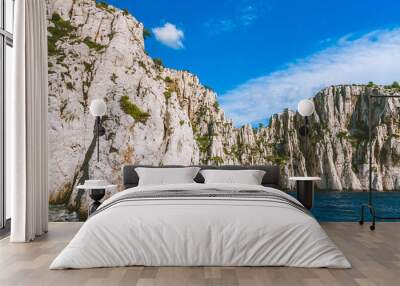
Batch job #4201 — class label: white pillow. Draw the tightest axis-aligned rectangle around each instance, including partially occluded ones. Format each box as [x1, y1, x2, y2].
[200, 169, 266, 185]
[136, 167, 200, 186]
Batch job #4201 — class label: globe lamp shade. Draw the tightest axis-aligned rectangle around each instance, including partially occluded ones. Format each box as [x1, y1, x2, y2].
[90, 99, 107, 117]
[297, 99, 315, 117]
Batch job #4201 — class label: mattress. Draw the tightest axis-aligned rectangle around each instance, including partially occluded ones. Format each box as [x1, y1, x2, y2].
[50, 183, 351, 269]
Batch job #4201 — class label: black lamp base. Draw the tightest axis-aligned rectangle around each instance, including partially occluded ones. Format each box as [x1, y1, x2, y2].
[359, 202, 400, 231]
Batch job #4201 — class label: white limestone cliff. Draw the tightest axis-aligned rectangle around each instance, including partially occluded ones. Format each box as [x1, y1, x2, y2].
[46, 0, 400, 216]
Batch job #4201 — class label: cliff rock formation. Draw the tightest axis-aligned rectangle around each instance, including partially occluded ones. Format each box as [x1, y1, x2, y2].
[46, 0, 400, 216]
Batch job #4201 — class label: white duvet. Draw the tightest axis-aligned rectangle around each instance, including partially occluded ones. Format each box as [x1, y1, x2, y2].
[50, 183, 351, 269]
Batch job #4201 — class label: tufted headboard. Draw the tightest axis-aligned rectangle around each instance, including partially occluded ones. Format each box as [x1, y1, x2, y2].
[122, 165, 280, 190]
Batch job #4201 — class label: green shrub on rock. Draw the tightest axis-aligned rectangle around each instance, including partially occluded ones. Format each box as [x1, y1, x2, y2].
[119, 95, 150, 124]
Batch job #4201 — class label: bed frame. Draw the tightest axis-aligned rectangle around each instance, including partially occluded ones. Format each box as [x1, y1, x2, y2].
[122, 165, 280, 189]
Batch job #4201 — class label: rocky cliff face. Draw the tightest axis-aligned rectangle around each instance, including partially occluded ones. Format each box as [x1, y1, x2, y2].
[47, 0, 400, 216]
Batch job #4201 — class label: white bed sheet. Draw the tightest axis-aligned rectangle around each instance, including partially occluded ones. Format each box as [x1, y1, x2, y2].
[50, 183, 350, 269]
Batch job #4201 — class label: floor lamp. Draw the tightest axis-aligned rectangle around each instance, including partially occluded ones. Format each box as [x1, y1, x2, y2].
[89, 99, 106, 162]
[359, 93, 400, 230]
[298, 99, 316, 171]
[86, 99, 107, 215]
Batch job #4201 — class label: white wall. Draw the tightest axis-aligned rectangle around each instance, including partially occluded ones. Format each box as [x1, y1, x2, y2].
[5, 43, 13, 219]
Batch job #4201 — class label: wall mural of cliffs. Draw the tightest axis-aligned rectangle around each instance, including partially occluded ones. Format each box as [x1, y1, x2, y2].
[47, 0, 400, 221]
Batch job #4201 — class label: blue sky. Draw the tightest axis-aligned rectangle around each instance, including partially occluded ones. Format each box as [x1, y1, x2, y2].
[104, 0, 400, 126]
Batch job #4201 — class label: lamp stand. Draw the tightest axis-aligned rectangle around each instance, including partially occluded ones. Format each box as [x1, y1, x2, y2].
[93, 116, 105, 163]
[299, 116, 310, 175]
[305, 116, 309, 175]
[359, 93, 400, 230]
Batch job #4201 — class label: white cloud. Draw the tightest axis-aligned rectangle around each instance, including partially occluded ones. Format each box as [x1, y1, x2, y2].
[220, 28, 400, 126]
[152, 22, 184, 49]
[204, 18, 236, 34]
[238, 4, 258, 26]
[204, 0, 266, 35]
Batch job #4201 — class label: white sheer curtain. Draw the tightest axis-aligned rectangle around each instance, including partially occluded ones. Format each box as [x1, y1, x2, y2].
[10, 0, 48, 242]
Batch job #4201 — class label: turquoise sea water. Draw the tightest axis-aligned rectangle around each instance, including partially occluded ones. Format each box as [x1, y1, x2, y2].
[289, 191, 400, 222]
[49, 191, 400, 222]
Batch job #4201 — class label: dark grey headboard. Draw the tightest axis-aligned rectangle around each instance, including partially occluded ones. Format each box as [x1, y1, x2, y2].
[122, 165, 280, 189]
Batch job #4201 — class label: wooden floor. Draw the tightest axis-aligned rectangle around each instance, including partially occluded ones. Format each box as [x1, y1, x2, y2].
[0, 222, 399, 286]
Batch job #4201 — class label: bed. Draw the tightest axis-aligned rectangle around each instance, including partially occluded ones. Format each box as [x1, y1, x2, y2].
[50, 165, 350, 269]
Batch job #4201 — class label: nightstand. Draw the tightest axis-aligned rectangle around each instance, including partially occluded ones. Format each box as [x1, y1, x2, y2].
[289, 177, 321, 209]
[76, 184, 117, 215]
